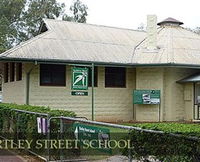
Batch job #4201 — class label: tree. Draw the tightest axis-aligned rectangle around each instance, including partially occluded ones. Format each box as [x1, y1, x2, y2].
[0, 0, 88, 54]
[137, 23, 145, 31]
[0, 0, 26, 53]
[63, 0, 88, 23]
[21, 0, 65, 39]
[185, 27, 200, 35]
[193, 27, 200, 34]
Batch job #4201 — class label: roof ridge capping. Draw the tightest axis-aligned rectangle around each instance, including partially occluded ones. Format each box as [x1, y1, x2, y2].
[43, 18, 145, 33]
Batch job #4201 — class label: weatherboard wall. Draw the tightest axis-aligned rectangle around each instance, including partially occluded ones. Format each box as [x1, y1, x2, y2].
[27, 64, 135, 122]
[184, 83, 194, 121]
[1, 62, 198, 122]
[2, 63, 25, 104]
[134, 67, 197, 122]
[163, 68, 197, 121]
[135, 68, 164, 121]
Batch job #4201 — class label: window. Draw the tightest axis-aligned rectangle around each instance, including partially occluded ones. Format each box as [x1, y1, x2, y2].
[16, 63, 22, 81]
[105, 67, 126, 87]
[40, 64, 66, 86]
[10, 63, 15, 82]
[4, 63, 8, 83]
[88, 67, 98, 87]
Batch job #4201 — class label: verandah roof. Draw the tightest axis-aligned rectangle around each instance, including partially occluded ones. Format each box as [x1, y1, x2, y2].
[177, 73, 200, 83]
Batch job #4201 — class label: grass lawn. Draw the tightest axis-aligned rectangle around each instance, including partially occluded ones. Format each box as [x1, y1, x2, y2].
[123, 122, 200, 137]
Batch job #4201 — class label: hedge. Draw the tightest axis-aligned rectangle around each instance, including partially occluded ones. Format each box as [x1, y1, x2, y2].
[126, 123, 200, 137]
[0, 103, 76, 117]
[0, 103, 77, 159]
[0, 103, 76, 134]
[122, 123, 200, 162]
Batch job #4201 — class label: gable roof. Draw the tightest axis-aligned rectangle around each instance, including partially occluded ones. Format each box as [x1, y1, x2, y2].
[1, 18, 200, 67]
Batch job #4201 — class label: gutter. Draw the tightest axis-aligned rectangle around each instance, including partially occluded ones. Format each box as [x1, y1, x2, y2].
[1, 57, 200, 68]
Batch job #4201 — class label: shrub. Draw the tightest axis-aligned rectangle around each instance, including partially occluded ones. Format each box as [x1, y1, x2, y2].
[0, 103, 76, 117]
[122, 123, 200, 162]
[0, 103, 76, 159]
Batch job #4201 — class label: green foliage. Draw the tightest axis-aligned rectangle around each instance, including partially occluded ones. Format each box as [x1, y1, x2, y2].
[0, 103, 76, 118]
[0, 0, 26, 23]
[0, 103, 76, 157]
[62, 0, 88, 23]
[126, 123, 200, 137]
[0, 102, 76, 134]
[122, 123, 200, 161]
[0, 0, 26, 52]
[0, 0, 88, 53]
[22, 0, 65, 39]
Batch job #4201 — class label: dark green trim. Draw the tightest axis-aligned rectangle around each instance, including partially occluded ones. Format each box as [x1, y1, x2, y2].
[26, 73, 30, 105]
[193, 83, 195, 120]
[91, 63, 94, 121]
[2, 57, 200, 68]
[26, 65, 36, 105]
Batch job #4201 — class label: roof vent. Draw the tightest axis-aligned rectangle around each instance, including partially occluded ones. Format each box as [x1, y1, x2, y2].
[157, 17, 183, 26]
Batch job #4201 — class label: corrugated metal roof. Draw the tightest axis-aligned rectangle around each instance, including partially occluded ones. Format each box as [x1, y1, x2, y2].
[0, 19, 146, 65]
[132, 26, 200, 65]
[1, 18, 200, 66]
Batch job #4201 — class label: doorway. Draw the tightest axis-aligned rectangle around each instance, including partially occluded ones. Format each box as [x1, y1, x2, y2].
[194, 82, 200, 120]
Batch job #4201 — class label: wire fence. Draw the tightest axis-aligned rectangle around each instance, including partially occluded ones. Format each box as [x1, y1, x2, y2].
[0, 109, 200, 162]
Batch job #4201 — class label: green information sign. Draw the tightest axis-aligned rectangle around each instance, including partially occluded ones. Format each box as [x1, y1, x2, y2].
[133, 90, 160, 104]
[73, 123, 111, 154]
[72, 67, 88, 90]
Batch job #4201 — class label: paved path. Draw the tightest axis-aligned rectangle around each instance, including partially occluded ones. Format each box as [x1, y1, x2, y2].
[0, 150, 25, 162]
[92, 155, 136, 162]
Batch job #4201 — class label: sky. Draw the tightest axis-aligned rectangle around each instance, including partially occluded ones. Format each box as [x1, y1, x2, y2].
[58, 0, 200, 30]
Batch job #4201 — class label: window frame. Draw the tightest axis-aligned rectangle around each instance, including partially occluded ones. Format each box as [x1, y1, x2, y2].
[40, 64, 66, 87]
[16, 63, 22, 81]
[105, 67, 126, 88]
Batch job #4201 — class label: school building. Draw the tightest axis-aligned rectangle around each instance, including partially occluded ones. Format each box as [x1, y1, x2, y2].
[1, 16, 200, 122]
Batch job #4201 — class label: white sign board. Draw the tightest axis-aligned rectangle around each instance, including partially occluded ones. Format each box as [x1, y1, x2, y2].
[37, 117, 47, 134]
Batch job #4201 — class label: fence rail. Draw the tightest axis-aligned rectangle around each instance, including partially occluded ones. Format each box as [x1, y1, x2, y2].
[1, 108, 200, 162]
